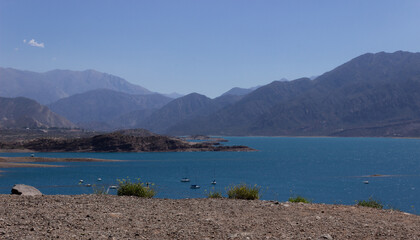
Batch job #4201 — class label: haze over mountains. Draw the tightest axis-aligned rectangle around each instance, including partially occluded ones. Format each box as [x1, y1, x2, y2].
[1, 51, 420, 137]
[48, 89, 172, 124]
[0, 68, 153, 104]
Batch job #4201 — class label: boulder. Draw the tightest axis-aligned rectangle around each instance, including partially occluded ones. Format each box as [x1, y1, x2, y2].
[11, 184, 42, 196]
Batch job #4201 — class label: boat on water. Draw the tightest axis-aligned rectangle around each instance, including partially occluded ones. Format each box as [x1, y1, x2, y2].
[211, 180, 216, 185]
[363, 181, 369, 184]
[181, 177, 190, 182]
[190, 184, 200, 189]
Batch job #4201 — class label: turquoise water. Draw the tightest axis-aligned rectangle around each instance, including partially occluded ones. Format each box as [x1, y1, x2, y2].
[1, 137, 420, 213]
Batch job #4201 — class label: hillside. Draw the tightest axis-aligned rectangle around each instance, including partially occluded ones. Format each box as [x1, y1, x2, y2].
[48, 89, 172, 124]
[165, 51, 420, 137]
[0, 97, 75, 129]
[166, 77, 314, 135]
[0, 68, 153, 104]
[140, 93, 243, 133]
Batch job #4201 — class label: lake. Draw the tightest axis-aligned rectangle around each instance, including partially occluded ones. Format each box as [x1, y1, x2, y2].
[1, 137, 420, 214]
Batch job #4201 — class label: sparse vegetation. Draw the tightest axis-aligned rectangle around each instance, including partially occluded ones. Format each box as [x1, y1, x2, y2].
[117, 178, 156, 198]
[207, 188, 223, 198]
[356, 197, 383, 209]
[92, 185, 108, 195]
[226, 183, 260, 200]
[288, 195, 311, 203]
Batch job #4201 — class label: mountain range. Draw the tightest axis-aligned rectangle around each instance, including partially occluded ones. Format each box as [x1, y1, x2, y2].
[166, 51, 420, 136]
[0, 68, 154, 104]
[1, 51, 420, 137]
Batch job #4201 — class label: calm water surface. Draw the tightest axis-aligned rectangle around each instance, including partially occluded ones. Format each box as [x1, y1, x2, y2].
[1, 137, 420, 214]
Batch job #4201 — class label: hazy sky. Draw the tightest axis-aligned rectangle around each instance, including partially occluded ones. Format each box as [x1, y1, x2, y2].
[1, 0, 420, 97]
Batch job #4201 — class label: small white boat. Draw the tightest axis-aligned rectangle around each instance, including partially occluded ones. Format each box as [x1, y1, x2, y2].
[181, 177, 190, 182]
[79, 180, 84, 184]
[109, 185, 118, 189]
[97, 178, 102, 181]
[85, 184, 92, 187]
[211, 180, 216, 185]
[363, 181, 369, 184]
[190, 184, 200, 189]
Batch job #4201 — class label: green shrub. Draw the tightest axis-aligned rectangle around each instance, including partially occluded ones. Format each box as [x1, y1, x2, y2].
[117, 178, 156, 198]
[226, 183, 260, 200]
[288, 195, 311, 203]
[207, 188, 223, 198]
[356, 197, 383, 209]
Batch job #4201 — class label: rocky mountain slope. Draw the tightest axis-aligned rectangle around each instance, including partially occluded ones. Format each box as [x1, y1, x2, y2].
[0, 97, 75, 129]
[140, 93, 243, 133]
[165, 51, 420, 137]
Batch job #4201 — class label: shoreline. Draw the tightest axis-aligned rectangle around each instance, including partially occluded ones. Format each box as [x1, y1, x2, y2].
[0, 156, 123, 169]
[214, 135, 420, 139]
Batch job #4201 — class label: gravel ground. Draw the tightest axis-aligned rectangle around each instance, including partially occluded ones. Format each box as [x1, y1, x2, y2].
[1, 195, 419, 239]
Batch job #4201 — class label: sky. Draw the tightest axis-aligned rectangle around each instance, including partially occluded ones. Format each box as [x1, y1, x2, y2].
[1, 0, 420, 98]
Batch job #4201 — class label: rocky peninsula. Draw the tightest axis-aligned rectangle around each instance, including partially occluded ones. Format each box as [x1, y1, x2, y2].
[0, 129, 254, 153]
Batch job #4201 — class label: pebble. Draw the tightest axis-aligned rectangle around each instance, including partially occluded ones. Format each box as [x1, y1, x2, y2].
[319, 234, 333, 239]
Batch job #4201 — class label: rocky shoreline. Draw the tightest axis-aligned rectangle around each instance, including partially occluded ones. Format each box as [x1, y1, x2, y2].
[0, 195, 419, 239]
[0, 130, 255, 153]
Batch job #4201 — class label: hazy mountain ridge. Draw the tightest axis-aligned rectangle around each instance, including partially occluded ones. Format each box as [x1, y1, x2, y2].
[0, 97, 75, 129]
[48, 89, 172, 124]
[221, 86, 260, 96]
[0, 68, 153, 104]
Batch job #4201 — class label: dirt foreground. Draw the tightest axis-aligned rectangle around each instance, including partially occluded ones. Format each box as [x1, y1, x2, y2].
[0, 195, 419, 239]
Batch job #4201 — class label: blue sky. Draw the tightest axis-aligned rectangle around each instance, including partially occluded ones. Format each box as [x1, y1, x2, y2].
[1, 0, 420, 97]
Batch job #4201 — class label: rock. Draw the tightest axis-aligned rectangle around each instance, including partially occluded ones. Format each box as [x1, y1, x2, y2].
[11, 184, 42, 196]
[319, 234, 333, 240]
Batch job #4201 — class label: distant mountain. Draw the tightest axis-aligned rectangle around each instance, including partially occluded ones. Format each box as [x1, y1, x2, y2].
[140, 93, 243, 133]
[0, 97, 75, 129]
[166, 78, 313, 135]
[0, 68, 153, 104]
[48, 89, 172, 125]
[162, 92, 184, 99]
[221, 86, 260, 96]
[108, 109, 156, 130]
[165, 51, 420, 137]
